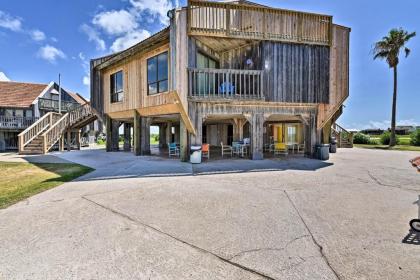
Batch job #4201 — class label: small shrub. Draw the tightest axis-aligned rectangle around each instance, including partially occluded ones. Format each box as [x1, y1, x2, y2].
[380, 131, 399, 145]
[353, 133, 372, 144]
[410, 129, 420, 146]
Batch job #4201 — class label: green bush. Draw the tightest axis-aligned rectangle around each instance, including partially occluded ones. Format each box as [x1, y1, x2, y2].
[353, 133, 371, 144]
[410, 129, 420, 146]
[380, 131, 400, 145]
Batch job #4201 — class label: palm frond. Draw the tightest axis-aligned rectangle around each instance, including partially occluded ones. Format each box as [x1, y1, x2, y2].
[405, 47, 411, 57]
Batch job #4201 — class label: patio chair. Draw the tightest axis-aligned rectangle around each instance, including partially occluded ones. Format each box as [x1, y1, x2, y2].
[297, 142, 305, 153]
[168, 142, 179, 157]
[232, 141, 241, 156]
[221, 142, 232, 157]
[273, 143, 288, 156]
[202, 144, 210, 159]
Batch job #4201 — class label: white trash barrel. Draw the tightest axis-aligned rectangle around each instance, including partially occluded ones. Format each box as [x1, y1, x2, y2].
[190, 145, 202, 164]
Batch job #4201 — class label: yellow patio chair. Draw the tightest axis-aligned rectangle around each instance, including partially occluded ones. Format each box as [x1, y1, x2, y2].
[274, 142, 288, 156]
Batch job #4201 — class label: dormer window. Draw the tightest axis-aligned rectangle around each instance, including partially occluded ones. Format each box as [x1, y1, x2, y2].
[147, 52, 168, 95]
[110, 71, 123, 103]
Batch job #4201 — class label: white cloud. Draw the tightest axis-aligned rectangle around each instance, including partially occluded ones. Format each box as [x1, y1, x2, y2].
[110, 29, 151, 52]
[130, 0, 176, 25]
[0, 71, 10, 81]
[83, 75, 90, 86]
[347, 119, 420, 131]
[30, 29, 45, 41]
[93, 10, 138, 35]
[37, 45, 66, 63]
[51, 37, 58, 42]
[0, 11, 22, 31]
[80, 24, 106, 51]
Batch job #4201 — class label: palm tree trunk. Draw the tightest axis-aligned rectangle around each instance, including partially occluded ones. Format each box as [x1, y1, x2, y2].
[390, 65, 397, 146]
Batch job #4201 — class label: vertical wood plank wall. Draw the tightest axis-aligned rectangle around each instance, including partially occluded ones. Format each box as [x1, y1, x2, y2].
[317, 25, 350, 129]
[101, 44, 171, 115]
[219, 41, 330, 103]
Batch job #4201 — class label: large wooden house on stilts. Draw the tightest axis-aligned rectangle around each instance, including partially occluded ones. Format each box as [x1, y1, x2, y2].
[90, 0, 351, 161]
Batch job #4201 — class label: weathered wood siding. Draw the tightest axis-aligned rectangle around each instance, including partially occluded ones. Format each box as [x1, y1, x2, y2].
[100, 44, 171, 115]
[317, 24, 350, 129]
[220, 41, 329, 103]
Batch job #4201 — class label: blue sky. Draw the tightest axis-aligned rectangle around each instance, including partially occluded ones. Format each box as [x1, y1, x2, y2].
[0, 0, 419, 130]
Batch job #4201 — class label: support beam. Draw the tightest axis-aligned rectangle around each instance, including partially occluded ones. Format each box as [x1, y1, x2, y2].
[111, 119, 120, 151]
[158, 124, 166, 148]
[133, 111, 141, 156]
[66, 130, 71, 151]
[190, 115, 202, 146]
[165, 122, 172, 145]
[105, 115, 112, 152]
[59, 135, 64, 152]
[75, 130, 81, 150]
[180, 119, 188, 162]
[123, 123, 131, 151]
[140, 117, 151, 155]
[250, 113, 264, 160]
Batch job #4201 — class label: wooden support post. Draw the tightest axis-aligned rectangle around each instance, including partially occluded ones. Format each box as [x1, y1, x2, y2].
[304, 113, 318, 158]
[165, 122, 172, 145]
[189, 114, 202, 146]
[106, 115, 112, 152]
[123, 123, 131, 151]
[159, 123, 167, 148]
[180, 119, 189, 162]
[250, 113, 264, 160]
[59, 135, 64, 151]
[133, 110, 141, 156]
[140, 117, 151, 155]
[111, 120, 120, 152]
[76, 130, 81, 150]
[66, 130, 71, 151]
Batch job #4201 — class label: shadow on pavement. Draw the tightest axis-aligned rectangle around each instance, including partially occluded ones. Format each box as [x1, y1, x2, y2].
[402, 230, 420, 245]
[72, 156, 333, 182]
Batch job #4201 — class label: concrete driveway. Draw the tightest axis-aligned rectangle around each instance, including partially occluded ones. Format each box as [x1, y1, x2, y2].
[0, 148, 419, 279]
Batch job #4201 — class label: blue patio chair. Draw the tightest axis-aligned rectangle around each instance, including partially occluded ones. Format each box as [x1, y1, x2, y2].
[168, 143, 179, 157]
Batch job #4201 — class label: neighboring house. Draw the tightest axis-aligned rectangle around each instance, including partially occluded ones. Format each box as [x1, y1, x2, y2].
[360, 128, 384, 135]
[393, 126, 417, 135]
[0, 81, 85, 151]
[90, 0, 350, 160]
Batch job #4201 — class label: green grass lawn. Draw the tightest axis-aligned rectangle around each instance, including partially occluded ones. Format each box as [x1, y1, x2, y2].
[0, 162, 93, 209]
[354, 144, 420, 152]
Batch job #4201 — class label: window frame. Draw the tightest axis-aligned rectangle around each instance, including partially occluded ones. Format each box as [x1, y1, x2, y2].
[147, 51, 169, 95]
[110, 70, 124, 103]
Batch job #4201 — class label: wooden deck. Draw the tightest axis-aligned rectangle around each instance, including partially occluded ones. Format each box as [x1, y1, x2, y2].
[188, 0, 332, 46]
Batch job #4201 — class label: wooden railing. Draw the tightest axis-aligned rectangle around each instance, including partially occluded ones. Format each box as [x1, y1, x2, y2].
[188, 68, 264, 100]
[332, 123, 353, 148]
[0, 116, 39, 129]
[18, 112, 61, 151]
[38, 97, 80, 112]
[42, 103, 94, 153]
[187, 0, 332, 46]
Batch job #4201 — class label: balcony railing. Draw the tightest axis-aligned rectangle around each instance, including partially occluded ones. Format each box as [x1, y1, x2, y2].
[38, 98, 80, 112]
[188, 0, 332, 46]
[0, 116, 39, 129]
[188, 68, 264, 100]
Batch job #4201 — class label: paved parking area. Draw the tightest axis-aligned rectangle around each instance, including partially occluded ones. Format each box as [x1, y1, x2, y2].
[0, 148, 419, 279]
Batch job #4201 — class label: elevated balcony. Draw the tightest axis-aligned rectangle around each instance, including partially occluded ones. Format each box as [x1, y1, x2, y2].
[188, 68, 264, 100]
[38, 98, 80, 113]
[0, 116, 39, 130]
[187, 0, 332, 47]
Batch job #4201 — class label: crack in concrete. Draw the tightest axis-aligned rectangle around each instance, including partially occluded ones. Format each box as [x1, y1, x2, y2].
[283, 190, 341, 280]
[367, 170, 418, 192]
[81, 196, 276, 280]
[228, 234, 310, 261]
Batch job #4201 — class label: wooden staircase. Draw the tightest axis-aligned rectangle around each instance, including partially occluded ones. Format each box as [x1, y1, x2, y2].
[331, 123, 353, 148]
[18, 103, 97, 154]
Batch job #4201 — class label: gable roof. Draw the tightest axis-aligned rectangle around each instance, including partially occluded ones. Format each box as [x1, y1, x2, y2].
[68, 92, 88, 105]
[0, 81, 48, 108]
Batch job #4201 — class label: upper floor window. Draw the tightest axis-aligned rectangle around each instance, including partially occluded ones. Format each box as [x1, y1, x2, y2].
[147, 52, 168, 95]
[110, 71, 123, 103]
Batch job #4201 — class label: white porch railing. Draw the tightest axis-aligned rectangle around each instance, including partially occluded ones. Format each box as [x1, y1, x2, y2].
[188, 68, 264, 100]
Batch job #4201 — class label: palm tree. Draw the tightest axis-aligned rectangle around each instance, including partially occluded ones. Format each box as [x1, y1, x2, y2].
[373, 28, 416, 146]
